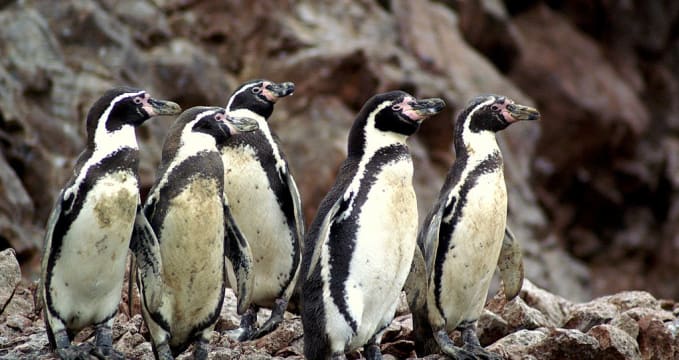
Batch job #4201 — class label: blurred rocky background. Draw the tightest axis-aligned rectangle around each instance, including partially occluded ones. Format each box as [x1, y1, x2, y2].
[1, 0, 678, 358]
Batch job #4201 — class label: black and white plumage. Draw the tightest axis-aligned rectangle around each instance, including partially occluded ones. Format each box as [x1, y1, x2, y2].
[137, 107, 257, 360]
[39, 87, 181, 360]
[301, 91, 445, 360]
[220, 79, 303, 340]
[407, 94, 539, 359]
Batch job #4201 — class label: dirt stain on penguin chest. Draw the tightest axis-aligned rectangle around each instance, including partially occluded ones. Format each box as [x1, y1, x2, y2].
[161, 177, 224, 292]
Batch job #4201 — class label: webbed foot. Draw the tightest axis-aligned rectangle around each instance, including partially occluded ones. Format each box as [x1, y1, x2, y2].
[55, 346, 89, 360]
[249, 298, 287, 339]
[434, 329, 478, 360]
[228, 306, 257, 341]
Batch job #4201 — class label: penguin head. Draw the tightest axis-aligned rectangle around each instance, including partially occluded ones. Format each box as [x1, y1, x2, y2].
[347, 91, 444, 155]
[457, 94, 540, 135]
[87, 86, 181, 134]
[164, 107, 259, 155]
[225, 79, 295, 119]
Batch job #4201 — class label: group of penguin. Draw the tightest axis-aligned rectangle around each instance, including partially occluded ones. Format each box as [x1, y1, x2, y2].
[36, 78, 539, 360]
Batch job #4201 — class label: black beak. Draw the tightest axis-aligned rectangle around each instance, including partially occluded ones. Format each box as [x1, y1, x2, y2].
[146, 98, 182, 116]
[506, 103, 540, 121]
[224, 115, 259, 133]
[265, 82, 295, 98]
[411, 98, 446, 117]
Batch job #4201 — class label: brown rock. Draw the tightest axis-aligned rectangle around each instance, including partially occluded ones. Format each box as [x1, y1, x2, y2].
[487, 293, 555, 330]
[637, 315, 677, 360]
[458, 0, 522, 72]
[528, 328, 600, 360]
[477, 309, 511, 347]
[511, 4, 649, 175]
[588, 324, 641, 360]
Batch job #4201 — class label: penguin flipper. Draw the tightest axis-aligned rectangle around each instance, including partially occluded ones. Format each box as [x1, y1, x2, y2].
[36, 189, 66, 316]
[305, 196, 342, 280]
[420, 200, 445, 276]
[130, 205, 164, 313]
[285, 171, 305, 248]
[407, 201, 444, 356]
[497, 226, 524, 301]
[223, 203, 254, 315]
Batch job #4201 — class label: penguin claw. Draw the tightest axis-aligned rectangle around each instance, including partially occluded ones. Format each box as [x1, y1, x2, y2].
[462, 343, 502, 360]
[56, 345, 90, 360]
[91, 346, 125, 360]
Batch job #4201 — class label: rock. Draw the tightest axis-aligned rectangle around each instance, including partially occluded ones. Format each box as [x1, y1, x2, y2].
[486, 292, 555, 330]
[477, 309, 511, 346]
[610, 312, 640, 339]
[486, 328, 549, 358]
[252, 317, 302, 355]
[588, 324, 641, 360]
[528, 328, 601, 360]
[520, 279, 573, 327]
[563, 299, 618, 333]
[637, 315, 677, 360]
[457, 0, 522, 72]
[0, 249, 21, 314]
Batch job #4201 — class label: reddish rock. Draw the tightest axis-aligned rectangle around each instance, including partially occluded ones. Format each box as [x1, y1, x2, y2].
[588, 324, 641, 360]
[637, 316, 677, 360]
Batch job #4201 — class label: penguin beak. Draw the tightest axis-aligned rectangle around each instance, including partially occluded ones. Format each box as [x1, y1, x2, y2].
[144, 98, 182, 117]
[263, 82, 295, 102]
[223, 115, 259, 133]
[506, 103, 540, 122]
[406, 98, 446, 121]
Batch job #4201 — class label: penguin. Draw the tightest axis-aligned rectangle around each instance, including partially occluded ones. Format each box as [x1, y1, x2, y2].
[406, 94, 539, 359]
[39, 87, 181, 360]
[301, 91, 445, 360]
[137, 106, 257, 360]
[220, 79, 303, 340]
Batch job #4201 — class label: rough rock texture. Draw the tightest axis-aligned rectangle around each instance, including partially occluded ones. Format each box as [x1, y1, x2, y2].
[3, 258, 677, 359]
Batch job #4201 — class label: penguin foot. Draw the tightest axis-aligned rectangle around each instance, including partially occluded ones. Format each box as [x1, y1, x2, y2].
[193, 338, 209, 360]
[154, 342, 173, 360]
[434, 329, 477, 360]
[232, 307, 258, 341]
[91, 345, 124, 360]
[461, 343, 502, 360]
[55, 345, 89, 360]
[249, 298, 287, 339]
[363, 343, 383, 360]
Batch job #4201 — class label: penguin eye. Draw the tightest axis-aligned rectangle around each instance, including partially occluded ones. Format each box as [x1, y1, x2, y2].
[215, 113, 225, 121]
[252, 87, 262, 94]
[491, 104, 500, 111]
[391, 104, 403, 112]
[133, 97, 143, 104]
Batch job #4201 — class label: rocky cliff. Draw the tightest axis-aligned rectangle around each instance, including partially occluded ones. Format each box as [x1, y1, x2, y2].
[1, 0, 678, 358]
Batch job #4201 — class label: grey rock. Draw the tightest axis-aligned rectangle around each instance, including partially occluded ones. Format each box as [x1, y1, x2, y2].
[563, 299, 618, 333]
[0, 249, 21, 314]
[486, 328, 549, 359]
[610, 312, 640, 339]
[520, 279, 573, 327]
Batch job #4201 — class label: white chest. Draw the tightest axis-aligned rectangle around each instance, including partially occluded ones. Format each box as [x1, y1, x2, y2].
[50, 171, 139, 329]
[325, 158, 419, 348]
[156, 177, 225, 339]
[434, 169, 507, 327]
[220, 145, 294, 304]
